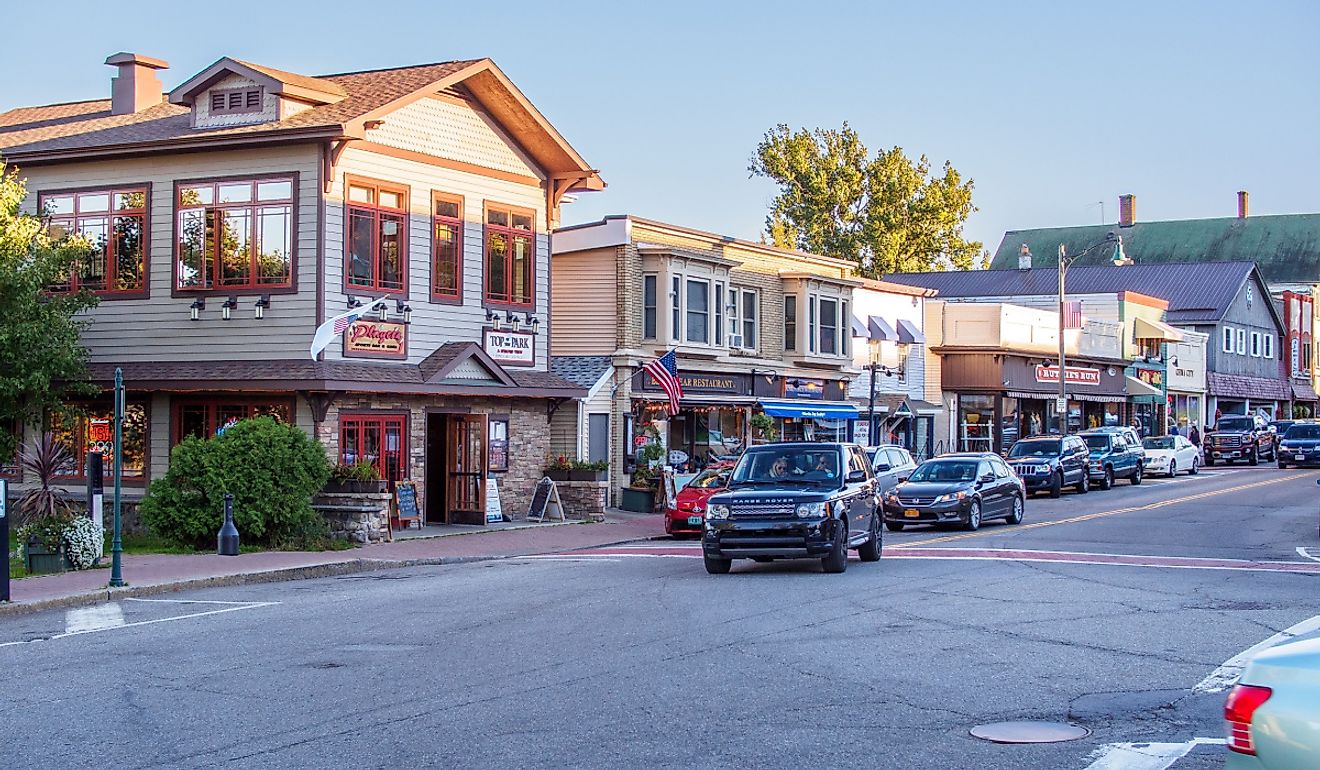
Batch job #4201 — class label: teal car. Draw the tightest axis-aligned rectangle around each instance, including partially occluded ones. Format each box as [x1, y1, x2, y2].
[1226, 629, 1320, 768]
[1080, 431, 1143, 489]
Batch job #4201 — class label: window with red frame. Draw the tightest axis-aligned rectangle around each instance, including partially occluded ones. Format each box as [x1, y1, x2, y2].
[339, 414, 408, 482]
[345, 180, 408, 293]
[484, 205, 534, 307]
[177, 178, 293, 291]
[432, 193, 463, 301]
[51, 402, 148, 482]
[173, 400, 293, 445]
[42, 188, 147, 295]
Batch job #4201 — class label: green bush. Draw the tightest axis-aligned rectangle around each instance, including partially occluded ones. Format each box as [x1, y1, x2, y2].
[140, 417, 331, 549]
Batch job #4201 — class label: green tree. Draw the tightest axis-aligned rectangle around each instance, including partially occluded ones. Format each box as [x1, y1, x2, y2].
[749, 123, 983, 276]
[0, 161, 97, 464]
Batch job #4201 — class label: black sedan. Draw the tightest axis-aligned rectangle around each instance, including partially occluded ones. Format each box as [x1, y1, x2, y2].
[882, 453, 1025, 532]
[1278, 423, 1320, 468]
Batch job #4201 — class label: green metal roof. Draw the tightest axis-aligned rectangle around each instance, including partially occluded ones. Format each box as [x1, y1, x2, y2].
[989, 214, 1320, 285]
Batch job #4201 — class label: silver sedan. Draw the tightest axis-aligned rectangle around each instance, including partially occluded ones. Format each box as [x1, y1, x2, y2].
[1225, 631, 1320, 768]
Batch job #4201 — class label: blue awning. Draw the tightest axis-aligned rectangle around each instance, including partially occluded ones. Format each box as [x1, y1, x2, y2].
[759, 399, 860, 420]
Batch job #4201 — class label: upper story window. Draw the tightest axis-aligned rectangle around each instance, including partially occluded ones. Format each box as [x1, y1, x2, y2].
[642, 274, 658, 340]
[1236, 328, 1247, 355]
[209, 88, 263, 116]
[1250, 331, 1262, 357]
[818, 297, 839, 354]
[1136, 338, 1161, 359]
[345, 178, 408, 294]
[1222, 326, 1234, 353]
[178, 178, 293, 291]
[42, 188, 147, 296]
[669, 276, 681, 343]
[431, 193, 463, 302]
[1263, 334, 1274, 360]
[785, 295, 797, 352]
[484, 205, 534, 307]
[807, 293, 849, 358]
[726, 287, 758, 350]
[685, 278, 710, 344]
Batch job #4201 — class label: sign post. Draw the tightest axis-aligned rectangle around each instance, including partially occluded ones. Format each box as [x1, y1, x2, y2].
[0, 478, 9, 602]
[86, 451, 104, 559]
[109, 367, 125, 588]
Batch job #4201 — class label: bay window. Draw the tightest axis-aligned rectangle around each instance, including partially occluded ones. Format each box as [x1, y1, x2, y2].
[686, 279, 709, 343]
[43, 187, 147, 295]
[642, 274, 658, 340]
[714, 282, 725, 347]
[177, 177, 294, 291]
[805, 293, 846, 357]
[785, 295, 797, 351]
[485, 205, 534, 307]
[345, 178, 407, 293]
[670, 276, 681, 343]
[431, 193, 463, 301]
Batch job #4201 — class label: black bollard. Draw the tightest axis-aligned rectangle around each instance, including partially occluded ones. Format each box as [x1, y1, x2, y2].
[217, 492, 240, 556]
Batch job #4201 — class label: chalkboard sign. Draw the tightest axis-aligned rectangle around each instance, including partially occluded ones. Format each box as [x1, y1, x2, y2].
[395, 481, 422, 530]
[526, 476, 564, 523]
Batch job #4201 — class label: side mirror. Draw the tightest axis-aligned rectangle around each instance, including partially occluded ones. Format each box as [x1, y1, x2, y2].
[979, 473, 995, 484]
[897, 474, 910, 483]
[846, 470, 868, 484]
[874, 463, 891, 473]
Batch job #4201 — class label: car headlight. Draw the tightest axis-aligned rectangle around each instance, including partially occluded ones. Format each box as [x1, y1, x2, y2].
[933, 491, 967, 504]
[884, 492, 899, 503]
[707, 504, 730, 520]
[795, 502, 827, 518]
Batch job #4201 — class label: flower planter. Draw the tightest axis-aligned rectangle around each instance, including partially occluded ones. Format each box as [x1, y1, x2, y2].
[620, 486, 656, 513]
[24, 542, 67, 575]
[568, 470, 608, 482]
[545, 469, 572, 482]
[324, 479, 387, 494]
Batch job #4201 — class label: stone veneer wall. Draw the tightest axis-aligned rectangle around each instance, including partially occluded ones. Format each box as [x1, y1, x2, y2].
[556, 480, 607, 521]
[313, 491, 391, 543]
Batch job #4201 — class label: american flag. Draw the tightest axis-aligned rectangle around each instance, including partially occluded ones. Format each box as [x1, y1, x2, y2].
[1063, 300, 1084, 329]
[333, 311, 363, 336]
[643, 350, 684, 416]
[309, 297, 388, 360]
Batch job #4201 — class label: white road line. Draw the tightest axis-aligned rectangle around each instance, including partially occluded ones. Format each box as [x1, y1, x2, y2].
[64, 603, 125, 634]
[123, 597, 267, 605]
[0, 601, 278, 649]
[1192, 614, 1320, 694]
[1082, 738, 1224, 770]
[1296, 547, 1320, 563]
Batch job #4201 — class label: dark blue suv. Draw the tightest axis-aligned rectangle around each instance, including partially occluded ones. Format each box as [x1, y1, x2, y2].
[1005, 435, 1091, 497]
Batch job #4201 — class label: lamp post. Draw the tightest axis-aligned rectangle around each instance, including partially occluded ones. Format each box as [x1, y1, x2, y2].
[1046, 233, 1131, 436]
[865, 338, 907, 446]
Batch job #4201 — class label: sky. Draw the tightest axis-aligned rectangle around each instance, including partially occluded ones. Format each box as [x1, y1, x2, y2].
[4, 0, 1318, 257]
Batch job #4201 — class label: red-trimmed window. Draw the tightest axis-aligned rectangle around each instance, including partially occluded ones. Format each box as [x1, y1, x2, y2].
[51, 402, 148, 483]
[431, 193, 463, 301]
[42, 188, 147, 295]
[177, 178, 294, 291]
[173, 399, 293, 445]
[345, 178, 408, 294]
[339, 413, 408, 482]
[484, 204, 534, 307]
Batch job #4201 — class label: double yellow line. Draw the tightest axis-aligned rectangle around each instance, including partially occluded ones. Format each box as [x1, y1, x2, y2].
[889, 472, 1312, 549]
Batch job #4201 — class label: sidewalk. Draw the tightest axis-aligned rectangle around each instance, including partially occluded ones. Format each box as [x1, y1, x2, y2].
[1, 510, 666, 616]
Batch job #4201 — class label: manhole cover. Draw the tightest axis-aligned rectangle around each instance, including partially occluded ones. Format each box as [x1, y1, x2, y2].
[970, 721, 1090, 744]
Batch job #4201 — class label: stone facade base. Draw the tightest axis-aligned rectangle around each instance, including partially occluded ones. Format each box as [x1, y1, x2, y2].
[556, 480, 607, 522]
[313, 491, 391, 544]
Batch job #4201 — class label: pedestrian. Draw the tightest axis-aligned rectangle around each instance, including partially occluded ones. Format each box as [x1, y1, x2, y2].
[1188, 424, 1201, 447]
[1130, 416, 1143, 438]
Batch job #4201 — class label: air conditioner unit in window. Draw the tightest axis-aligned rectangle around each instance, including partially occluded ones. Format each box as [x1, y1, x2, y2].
[728, 333, 743, 349]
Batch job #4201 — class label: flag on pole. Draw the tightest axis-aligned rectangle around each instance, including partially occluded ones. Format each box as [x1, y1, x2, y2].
[1063, 301, 1084, 329]
[642, 350, 684, 416]
[309, 298, 388, 360]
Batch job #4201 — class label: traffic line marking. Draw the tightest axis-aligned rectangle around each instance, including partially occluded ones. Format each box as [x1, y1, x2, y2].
[1296, 547, 1320, 563]
[1082, 737, 1224, 770]
[0, 600, 279, 649]
[64, 603, 125, 634]
[1191, 614, 1320, 694]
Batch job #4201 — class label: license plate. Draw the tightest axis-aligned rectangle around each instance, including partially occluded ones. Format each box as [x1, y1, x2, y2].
[687, 516, 703, 525]
[1297, 455, 1306, 462]
[904, 509, 920, 518]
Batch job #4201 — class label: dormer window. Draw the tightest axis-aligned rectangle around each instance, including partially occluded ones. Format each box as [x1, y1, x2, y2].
[210, 87, 262, 115]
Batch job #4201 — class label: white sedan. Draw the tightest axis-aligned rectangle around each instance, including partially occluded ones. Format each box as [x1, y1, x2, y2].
[1226, 630, 1320, 768]
[1141, 435, 1201, 476]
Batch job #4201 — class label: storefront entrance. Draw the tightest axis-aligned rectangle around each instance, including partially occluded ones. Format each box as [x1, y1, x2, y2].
[425, 413, 488, 525]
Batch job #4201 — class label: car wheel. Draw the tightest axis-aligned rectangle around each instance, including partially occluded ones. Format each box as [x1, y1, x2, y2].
[1005, 495, 1024, 525]
[1279, 458, 1289, 469]
[703, 555, 732, 574]
[885, 521, 905, 532]
[1100, 467, 1114, 490]
[1249, 447, 1259, 466]
[1190, 458, 1199, 475]
[1131, 465, 1143, 485]
[1076, 472, 1089, 493]
[751, 556, 774, 563]
[821, 518, 849, 573]
[962, 500, 982, 531]
[858, 514, 882, 562]
[1049, 471, 1062, 498]
[1168, 460, 1176, 477]
[1205, 454, 1215, 467]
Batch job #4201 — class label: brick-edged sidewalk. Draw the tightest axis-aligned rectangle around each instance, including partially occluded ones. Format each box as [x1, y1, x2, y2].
[1, 511, 665, 616]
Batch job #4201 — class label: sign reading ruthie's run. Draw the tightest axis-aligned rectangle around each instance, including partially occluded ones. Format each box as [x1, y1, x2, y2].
[344, 320, 407, 359]
[483, 327, 535, 366]
[1034, 365, 1101, 386]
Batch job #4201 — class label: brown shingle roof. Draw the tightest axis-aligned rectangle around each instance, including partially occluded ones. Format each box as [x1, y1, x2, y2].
[231, 59, 348, 98]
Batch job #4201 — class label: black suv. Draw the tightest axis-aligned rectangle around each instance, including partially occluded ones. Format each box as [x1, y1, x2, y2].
[1206, 415, 1276, 465]
[1006, 435, 1091, 497]
[702, 442, 881, 574]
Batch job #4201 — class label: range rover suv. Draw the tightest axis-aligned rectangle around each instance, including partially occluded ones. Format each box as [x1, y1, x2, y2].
[702, 443, 881, 574]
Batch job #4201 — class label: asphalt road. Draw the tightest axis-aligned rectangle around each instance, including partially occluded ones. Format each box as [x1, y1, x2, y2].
[1, 464, 1316, 769]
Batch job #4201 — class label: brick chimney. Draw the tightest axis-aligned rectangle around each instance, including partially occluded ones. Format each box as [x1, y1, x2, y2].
[1237, 190, 1249, 219]
[1118, 194, 1136, 228]
[105, 53, 168, 115]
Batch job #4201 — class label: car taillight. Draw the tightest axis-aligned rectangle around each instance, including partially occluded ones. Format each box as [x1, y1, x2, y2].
[1224, 683, 1272, 755]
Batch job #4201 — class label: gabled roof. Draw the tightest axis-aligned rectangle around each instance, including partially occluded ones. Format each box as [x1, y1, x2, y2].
[169, 57, 348, 105]
[882, 262, 1273, 326]
[988, 215, 1320, 285]
[0, 57, 603, 190]
[550, 356, 612, 389]
[418, 342, 516, 387]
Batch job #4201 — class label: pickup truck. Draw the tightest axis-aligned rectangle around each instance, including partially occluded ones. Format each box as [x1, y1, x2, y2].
[1206, 415, 1277, 466]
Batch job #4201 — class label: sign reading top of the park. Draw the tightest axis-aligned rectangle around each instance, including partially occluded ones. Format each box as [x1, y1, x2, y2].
[344, 320, 407, 359]
[482, 328, 535, 367]
[1034, 365, 1101, 386]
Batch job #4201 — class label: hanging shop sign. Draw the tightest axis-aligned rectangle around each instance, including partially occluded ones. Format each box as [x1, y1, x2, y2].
[482, 327, 536, 367]
[784, 378, 825, 400]
[1034, 365, 1101, 386]
[1137, 368, 1165, 389]
[344, 320, 408, 359]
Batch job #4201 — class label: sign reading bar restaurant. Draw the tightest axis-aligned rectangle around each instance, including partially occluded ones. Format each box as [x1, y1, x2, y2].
[642, 370, 750, 395]
[482, 328, 535, 367]
[1034, 365, 1101, 386]
[344, 320, 407, 359]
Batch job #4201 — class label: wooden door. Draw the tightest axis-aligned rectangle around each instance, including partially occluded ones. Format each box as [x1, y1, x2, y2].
[446, 414, 487, 524]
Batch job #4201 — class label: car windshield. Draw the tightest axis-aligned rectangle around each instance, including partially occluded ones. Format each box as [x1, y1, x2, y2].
[687, 468, 729, 489]
[907, 460, 979, 483]
[1285, 424, 1320, 440]
[1217, 417, 1255, 432]
[730, 448, 841, 488]
[1083, 435, 1111, 451]
[1008, 439, 1060, 458]
[1143, 437, 1176, 450]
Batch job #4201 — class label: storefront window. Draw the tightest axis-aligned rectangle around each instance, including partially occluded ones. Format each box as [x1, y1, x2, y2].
[957, 395, 994, 453]
[173, 399, 293, 444]
[1019, 400, 1048, 439]
[1000, 397, 1019, 449]
[339, 413, 408, 482]
[52, 403, 147, 481]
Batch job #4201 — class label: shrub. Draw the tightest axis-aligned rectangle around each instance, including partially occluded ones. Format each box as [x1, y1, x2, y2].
[140, 417, 330, 549]
[331, 460, 380, 482]
[16, 433, 75, 527]
[62, 517, 103, 570]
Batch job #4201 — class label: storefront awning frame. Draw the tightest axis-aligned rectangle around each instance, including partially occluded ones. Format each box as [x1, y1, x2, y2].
[1125, 375, 1163, 398]
[758, 399, 860, 420]
[1134, 317, 1185, 342]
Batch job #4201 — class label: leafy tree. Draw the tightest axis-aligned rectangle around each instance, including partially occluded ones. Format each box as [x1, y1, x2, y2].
[749, 123, 983, 276]
[0, 161, 98, 465]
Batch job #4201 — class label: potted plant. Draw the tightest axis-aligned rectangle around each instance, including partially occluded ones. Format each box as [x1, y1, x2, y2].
[750, 413, 777, 444]
[544, 455, 573, 482]
[620, 442, 664, 512]
[326, 460, 385, 493]
[568, 459, 609, 482]
[18, 515, 73, 574]
[16, 432, 75, 528]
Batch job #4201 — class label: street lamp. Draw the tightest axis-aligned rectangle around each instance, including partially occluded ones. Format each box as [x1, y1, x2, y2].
[1044, 232, 1131, 436]
[866, 338, 908, 446]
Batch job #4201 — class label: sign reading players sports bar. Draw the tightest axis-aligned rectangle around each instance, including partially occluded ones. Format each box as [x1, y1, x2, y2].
[1034, 365, 1101, 386]
[343, 320, 407, 359]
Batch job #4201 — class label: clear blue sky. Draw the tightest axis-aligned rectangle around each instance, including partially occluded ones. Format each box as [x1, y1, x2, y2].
[6, 0, 1318, 256]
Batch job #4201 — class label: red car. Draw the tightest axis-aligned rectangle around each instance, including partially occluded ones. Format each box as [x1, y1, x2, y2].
[665, 463, 735, 537]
